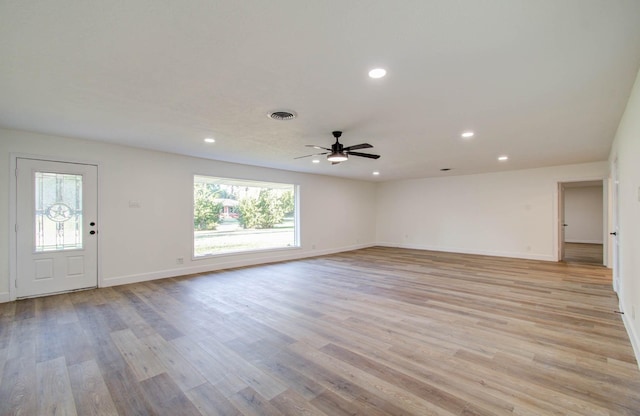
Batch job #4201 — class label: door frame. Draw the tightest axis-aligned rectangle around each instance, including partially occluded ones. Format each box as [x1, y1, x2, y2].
[555, 176, 608, 264]
[557, 183, 566, 261]
[9, 153, 101, 301]
[610, 157, 621, 294]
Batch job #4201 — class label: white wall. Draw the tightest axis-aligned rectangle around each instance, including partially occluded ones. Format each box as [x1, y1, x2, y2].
[609, 67, 640, 365]
[564, 186, 603, 244]
[0, 128, 377, 301]
[376, 162, 607, 261]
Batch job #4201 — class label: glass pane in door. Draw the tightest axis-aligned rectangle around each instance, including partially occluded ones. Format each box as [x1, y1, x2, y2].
[34, 172, 83, 252]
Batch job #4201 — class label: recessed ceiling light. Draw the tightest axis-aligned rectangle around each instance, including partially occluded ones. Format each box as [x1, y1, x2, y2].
[204, 137, 215, 143]
[461, 131, 474, 138]
[372, 171, 380, 176]
[368, 68, 386, 79]
[312, 159, 320, 164]
[498, 155, 509, 161]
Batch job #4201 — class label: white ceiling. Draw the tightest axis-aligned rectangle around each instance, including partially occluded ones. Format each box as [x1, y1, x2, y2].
[1, 1, 640, 182]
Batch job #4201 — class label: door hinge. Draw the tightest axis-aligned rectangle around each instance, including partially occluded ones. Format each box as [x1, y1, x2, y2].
[15, 168, 18, 177]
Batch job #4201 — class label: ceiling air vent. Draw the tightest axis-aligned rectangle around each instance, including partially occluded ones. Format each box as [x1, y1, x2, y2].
[268, 110, 297, 121]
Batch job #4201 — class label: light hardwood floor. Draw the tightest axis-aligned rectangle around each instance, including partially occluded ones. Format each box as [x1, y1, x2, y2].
[0, 247, 638, 415]
[563, 242, 604, 265]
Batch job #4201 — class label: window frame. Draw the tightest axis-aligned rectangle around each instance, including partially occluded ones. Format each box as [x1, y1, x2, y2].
[192, 174, 300, 259]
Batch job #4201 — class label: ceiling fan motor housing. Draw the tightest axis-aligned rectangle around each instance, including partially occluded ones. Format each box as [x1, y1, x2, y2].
[331, 131, 344, 153]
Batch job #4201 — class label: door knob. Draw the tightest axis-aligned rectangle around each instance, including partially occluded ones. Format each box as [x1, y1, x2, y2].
[563, 224, 568, 226]
[610, 232, 617, 236]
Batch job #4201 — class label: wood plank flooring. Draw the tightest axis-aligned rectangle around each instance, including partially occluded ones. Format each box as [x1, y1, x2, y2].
[0, 247, 638, 415]
[563, 242, 604, 265]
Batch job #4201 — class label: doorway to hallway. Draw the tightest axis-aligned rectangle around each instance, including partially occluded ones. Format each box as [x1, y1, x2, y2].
[558, 180, 606, 266]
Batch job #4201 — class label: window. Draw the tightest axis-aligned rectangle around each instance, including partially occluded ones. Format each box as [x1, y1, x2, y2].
[193, 175, 298, 257]
[35, 172, 83, 251]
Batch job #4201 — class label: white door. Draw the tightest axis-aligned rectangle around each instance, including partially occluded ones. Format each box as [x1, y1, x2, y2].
[558, 183, 566, 261]
[611, 159, 621, 293]
[16, 158, 98, 298]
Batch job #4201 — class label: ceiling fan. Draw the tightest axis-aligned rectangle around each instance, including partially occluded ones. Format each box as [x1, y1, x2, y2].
[295, 131, 380, 164]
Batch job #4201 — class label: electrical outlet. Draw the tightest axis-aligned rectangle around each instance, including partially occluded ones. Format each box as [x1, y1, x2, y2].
[176, 257, 184, 265]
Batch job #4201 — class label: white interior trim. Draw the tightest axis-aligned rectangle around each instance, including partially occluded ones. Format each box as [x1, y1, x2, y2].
[555, 177, 608, 263]
[621, 305, 640, 370]
[102, 242, 373, 287]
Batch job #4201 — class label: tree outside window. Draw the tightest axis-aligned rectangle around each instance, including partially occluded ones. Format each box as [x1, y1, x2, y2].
[193, 175, 298, 257]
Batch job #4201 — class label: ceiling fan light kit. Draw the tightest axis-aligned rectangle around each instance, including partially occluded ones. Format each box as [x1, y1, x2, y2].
[327, 152, 348, 162]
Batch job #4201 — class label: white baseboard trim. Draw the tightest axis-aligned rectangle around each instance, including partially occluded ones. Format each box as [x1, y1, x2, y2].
[0, 292, 10, 303]
[375, 242, 556, 262]
[565, 239, 603, 244]
[101, 243, 373, 288]
[621, 303, 640, 370]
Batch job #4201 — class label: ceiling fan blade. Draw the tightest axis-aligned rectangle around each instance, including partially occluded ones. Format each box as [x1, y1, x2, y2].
[348, 151, 380, 159]
[294, 152, 329, 159]
[343, 143, 373, 151]
[305, 144, 331, 151]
